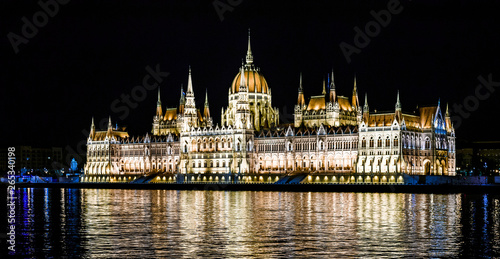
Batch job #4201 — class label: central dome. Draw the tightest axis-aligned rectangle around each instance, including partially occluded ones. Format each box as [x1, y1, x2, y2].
[231, 67, 269, 94]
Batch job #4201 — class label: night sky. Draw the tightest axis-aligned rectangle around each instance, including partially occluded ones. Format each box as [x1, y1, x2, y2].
[2, 0, 500, 152]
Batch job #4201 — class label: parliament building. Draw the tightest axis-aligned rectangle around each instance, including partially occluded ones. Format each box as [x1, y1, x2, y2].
[83, 32, 456, 184]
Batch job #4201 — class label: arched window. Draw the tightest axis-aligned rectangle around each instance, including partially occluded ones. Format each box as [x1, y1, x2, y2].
[425, 138, 430, 149]
[369, 138, 374, 148]
[362, 138, 366, 148]
[394, 137, 399, 147]
[377, 137, 382, 147]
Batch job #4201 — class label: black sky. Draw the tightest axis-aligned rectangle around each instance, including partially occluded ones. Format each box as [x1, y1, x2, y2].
[1, 0, 500, 151]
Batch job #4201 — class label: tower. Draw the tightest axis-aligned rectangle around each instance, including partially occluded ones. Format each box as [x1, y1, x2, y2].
[203, 89, 213, 127]
[352, 75, 359, 108]
[363, 93, 369, 123]
[246, 28, 253, 65]
[395, 90, 402, 122]
[329, 69, 336, 103]
[152, 87, 163, 135]
[183, 66, 199, 129]
[89, 117, 95, 141]
[235, 66, 252, 129]
[294, 73, 305, 127]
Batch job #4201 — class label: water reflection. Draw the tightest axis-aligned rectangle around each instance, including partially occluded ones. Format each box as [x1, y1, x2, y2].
[13, 189, 500, 258]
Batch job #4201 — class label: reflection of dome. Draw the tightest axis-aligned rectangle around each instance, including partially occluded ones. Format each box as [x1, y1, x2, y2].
[231, 68, 269, 94]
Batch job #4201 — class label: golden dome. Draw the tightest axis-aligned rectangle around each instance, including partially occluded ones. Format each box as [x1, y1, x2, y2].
[231, 69, 269, 94]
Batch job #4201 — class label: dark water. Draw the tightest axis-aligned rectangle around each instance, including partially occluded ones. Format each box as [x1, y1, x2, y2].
[3, 188, 500, 258]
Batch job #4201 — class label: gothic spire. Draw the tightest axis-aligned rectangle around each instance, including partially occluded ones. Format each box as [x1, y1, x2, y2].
[352, 74, 359, 108]
[364, 93, 369, 111]
[299, 72, 303, 92]
[204, 89, 209, 107]
[187, 66, 193, 95]
[90, 117, 95, 140]
[297, 72, 305, 106]
[246, 28, 253, 64]
[156, 86, 162, 117]
[204, 89, 210, 119]
[179, 84, 185, 104]
[395, 90, 401, 110]
[330, 69, 336, 103]
[239, 65, 247, 91]
[322, 77, 326, 95]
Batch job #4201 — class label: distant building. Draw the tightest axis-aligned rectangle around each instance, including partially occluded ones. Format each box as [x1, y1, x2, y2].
[83, 31, 456, 184]
[0, 146, 63, 174]
[457, 141, 500, 176]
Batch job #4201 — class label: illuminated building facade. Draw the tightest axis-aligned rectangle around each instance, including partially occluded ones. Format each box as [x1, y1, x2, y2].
[357, 93, 456, 177]
[83, 31, 456, 183]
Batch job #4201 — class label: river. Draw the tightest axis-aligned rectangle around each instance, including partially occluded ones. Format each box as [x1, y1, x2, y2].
[7, 188, 500, 258]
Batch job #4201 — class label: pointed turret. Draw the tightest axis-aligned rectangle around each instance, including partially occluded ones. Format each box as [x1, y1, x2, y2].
[322, 77, 326, 95]
[187, 66, 194, 96]
[178, 84, 185, 114]
[396, 90, 401, 109]
[246, 28, 253, 65]
[183, 66, 198, 128]
[363, 93, 369, 123]
[329, 69, 336, 103]
[106, 116, 113, 137]
[395, 90, 402, 122]
[297, 72, 305, 106]
[239, 65, 248, 92]
[156, 86, 163, 117]
[352, 75, 359, 108]
[89, 117, 95, 140]
[445, 102, 452, 132]
[204, 89, 210, 119]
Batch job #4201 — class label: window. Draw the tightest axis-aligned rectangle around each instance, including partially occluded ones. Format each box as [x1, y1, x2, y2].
[377, 138, 382, 147]
[362, 138, 366, 148]
[369, 138, 374, 148]
[394, 137, 398, 147]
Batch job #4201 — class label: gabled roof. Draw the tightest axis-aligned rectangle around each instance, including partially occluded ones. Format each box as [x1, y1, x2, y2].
[306, 95, 326, 111]
[163, 108, 178, 121]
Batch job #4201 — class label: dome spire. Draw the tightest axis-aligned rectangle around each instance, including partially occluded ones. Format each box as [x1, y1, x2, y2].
[246, 28, 253, 64]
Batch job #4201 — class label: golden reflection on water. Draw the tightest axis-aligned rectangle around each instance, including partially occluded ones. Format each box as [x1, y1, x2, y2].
[14, 188, 500, 258]
[78, 190, 469, 258]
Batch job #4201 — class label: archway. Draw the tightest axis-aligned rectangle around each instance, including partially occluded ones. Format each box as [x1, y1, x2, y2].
[424, 160, 431, 175]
